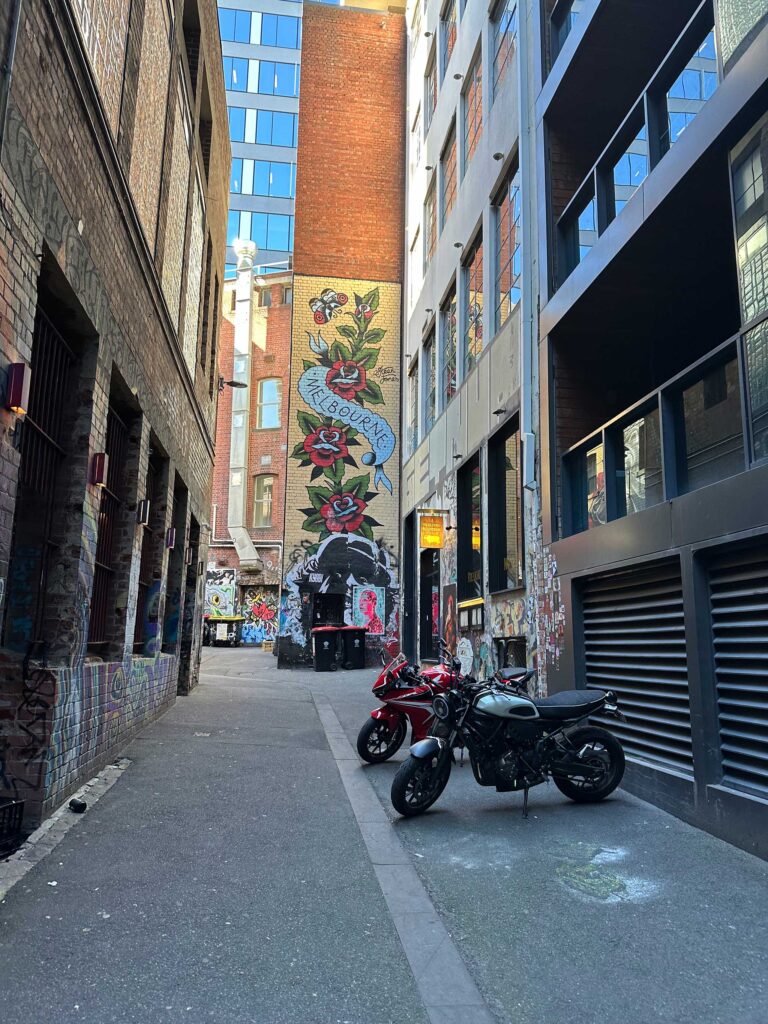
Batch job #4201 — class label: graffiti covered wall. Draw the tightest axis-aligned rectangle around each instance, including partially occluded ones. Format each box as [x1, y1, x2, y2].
[279, 276, 401, 664]
[205, 568, 237, 617]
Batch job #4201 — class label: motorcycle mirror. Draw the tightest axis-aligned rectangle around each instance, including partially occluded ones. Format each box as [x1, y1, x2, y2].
[380, 650, 388, 667]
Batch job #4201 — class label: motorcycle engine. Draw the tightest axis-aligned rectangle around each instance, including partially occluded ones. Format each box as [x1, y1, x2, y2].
[493, 724, 545, 792]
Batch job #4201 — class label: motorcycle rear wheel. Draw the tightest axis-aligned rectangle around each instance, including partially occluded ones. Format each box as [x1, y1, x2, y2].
[391, 755, 451, 816]
[356, 716, 407, 764]
[553, 726, 625, 803]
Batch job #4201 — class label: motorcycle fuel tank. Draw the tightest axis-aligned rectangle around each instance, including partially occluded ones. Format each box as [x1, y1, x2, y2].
[474, 689, 539, 719]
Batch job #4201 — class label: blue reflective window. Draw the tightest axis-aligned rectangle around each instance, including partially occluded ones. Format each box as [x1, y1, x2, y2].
[225, 262, 237, 280]
[272, 111, 295, 146]
[227, 210, 239, 246]
[270, 162, 293, 197]
[256, 110, 272, 144]
[228, 106, 245, 142]
[267, 215, 291, 250]
[224, 56, 248, 91]
[253, 161, 271, 196]
[277, 15, 300, 48]
[230, 158, 243, 194]
[251, 212, 268, 248]
[259, 61, 275, 94]
[234, 10, 250, 42]
[261, 14, 278, 45]
[274, 62, 299, 96]
[218, 10, 235, 39]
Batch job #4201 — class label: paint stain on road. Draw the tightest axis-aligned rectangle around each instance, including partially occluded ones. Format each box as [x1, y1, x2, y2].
[554, 845, 658, 904]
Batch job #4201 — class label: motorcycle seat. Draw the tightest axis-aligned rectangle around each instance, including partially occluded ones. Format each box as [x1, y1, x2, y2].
[533, 689, 606, 720]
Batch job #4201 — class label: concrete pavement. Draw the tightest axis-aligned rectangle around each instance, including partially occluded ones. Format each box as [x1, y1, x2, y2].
[1, 647, 766, 1024]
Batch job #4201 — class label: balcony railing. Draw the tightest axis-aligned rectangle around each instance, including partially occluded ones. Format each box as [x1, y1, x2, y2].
[550, 0, 586, 61]
[561, 326, 768, 536]
[556, 1, 718, 286]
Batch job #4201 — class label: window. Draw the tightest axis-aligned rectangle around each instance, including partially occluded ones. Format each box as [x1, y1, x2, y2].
[463, 54, 482, 172]
[257, 378, 282, 428]
[679, 355, 744, 493]
[218, 9, 251, 42]
[408, 361, 419, 455]
[410, 0, 422, 55]
[228, 107, 299, 146]
[423, 331, 436, 434]
[253, 475, 274, 528]
[662, 29, 718, 151]
[230, 159, 296, 197]
[411, 107, 422, 172]
[425, 50, 437, 133]
[259, 288, 272, 308]
[457, 454, 482, 601]
[619, 407, 663, 515]
[228, 211, 295, 252]
[409, 228, 421, 311]
[489, 418, 522, 591]
[492, 0, 517, 96]
[223, 56, 248, 91]
[257, 60, 300, 97]
[258, 13, 301, 48]
[283, 285, 293, 305]
[612, 125, 648, 217]
[745, 319, 768, 461]
[424, 180, 437, 269]
[494, 169, 521, 332]
[441, 124, 457, 226]
[440, 289, 457, 404]
[463, 235, 483, 373]
[440, 0, 457, 80]
[734, 146, 765, 218]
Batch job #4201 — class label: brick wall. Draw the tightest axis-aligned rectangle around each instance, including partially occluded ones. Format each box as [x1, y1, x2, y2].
[293, 3, 406, 283]
[0, 0, 229, 827]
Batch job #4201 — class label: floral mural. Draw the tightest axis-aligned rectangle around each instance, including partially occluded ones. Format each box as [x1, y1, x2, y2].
[280, 277, 401, 665]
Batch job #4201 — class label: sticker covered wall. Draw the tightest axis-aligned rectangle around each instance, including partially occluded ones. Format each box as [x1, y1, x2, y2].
[280, 277, 401, 665]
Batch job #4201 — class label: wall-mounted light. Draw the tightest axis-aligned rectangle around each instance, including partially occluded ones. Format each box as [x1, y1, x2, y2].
[425, 308, 434, 314]
[492, 407, 505, 416]
[91, 452, 109, 487]
[453, 241, 463, 249]
[185, 546, 194, 565]
[453, 453, 463, 460]
[218, 377, 249, 393]
[424, 30, 433, 37]
[425, 164, 434, 171]
[493, 152, 504, 161]
[453, 73, 463, 80]
[166, 527, 176, 549]
[5, 363, 31, 415]
[137, 499, 151, 526]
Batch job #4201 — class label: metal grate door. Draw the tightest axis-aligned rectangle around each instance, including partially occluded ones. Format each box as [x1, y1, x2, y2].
[582, 559, 693, 773]
[709, 542, 768, 796]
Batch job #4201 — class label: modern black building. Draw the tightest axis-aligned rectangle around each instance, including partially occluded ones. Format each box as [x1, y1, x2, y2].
[535, 0, 768, 857]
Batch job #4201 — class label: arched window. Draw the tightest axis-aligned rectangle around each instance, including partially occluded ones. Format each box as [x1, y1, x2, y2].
[253, 474, 275, 527]
[257, 378, 281, 428]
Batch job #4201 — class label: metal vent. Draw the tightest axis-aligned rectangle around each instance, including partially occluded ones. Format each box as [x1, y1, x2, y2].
[709, 542, 768, 796]
[581, 559, 693, 773]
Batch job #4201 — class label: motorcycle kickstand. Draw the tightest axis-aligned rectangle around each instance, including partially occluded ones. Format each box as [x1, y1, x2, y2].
[522, 786, 529, 819]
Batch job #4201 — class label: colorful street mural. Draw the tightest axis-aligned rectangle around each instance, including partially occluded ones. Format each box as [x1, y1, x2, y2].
[280, 276, 401, 664]
[241, 586, 279, 645]
[204, 568, 237, 617]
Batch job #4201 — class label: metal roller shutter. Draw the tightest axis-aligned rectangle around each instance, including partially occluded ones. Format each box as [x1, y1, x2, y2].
[581, 559, 693, 773]
[709, 542, 768, 796]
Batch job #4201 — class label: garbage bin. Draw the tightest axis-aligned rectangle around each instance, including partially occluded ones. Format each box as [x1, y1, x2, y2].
[311, 626, 339, 671]
[211, 616, 244, 647]
[339, 626, 367, 669]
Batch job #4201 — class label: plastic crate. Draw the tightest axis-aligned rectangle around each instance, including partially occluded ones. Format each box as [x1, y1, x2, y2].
[0, 797, 24, 853]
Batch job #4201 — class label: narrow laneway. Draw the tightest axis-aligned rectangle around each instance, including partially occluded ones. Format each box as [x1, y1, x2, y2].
[1, 649, 766, 1024]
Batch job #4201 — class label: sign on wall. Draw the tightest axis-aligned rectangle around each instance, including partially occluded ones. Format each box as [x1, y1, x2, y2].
[419, 514, 445, 549]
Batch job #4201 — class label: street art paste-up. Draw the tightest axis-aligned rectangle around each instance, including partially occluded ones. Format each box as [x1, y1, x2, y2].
[241, 587, 279, 644]
[442, 584, 457, 655]
[352, 585, 385, 635]
[280, 278, 401, 663]
[205, 568, 237, 618]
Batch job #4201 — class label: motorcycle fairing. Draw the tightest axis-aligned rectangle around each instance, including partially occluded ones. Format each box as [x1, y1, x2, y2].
[409, 737, 446, 760]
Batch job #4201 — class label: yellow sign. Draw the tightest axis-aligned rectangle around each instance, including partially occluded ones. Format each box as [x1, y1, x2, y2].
[420, 514, 445, 549]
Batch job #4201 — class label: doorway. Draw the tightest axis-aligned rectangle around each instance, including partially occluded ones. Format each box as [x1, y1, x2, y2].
[419, 549, 440, 662]
[311, 592, 344, 627]
[402, 512, 416, 659]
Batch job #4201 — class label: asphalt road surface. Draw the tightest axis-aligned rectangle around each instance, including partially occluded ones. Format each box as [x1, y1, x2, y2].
[1, 647, 766, 1024]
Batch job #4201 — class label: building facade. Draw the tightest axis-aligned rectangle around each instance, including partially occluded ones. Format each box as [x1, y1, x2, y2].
[219, 0, 305, 278]
[278, 0, 406, 666]
[535, 1, 768, 857]
[400, 0, 545, 684]
[0, 0, 229, 827]
[206, 249, 291, 643]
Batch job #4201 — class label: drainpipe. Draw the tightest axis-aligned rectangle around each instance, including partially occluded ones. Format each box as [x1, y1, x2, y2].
[516, 0, 537, 490]
[0, 0, 23, 162]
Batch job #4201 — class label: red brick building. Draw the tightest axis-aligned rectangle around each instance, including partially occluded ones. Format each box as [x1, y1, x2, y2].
[278, 1, 406, 666]
[205, 255, 293, 646]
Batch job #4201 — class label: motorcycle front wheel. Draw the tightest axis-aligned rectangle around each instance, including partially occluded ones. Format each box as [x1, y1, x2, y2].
[553, 725, 625, 803]
[356, 716, 407, 764]
[391, 754, 451, 817]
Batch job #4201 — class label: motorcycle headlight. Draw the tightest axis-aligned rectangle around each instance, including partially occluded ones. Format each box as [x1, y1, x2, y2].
[433, 694, 451, 721]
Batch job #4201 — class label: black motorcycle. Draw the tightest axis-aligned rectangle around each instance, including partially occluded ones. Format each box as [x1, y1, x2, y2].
[390, 664, 626, 817]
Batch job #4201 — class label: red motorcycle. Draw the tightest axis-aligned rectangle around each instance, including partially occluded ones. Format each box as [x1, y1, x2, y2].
[356, 652, 454, 764]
